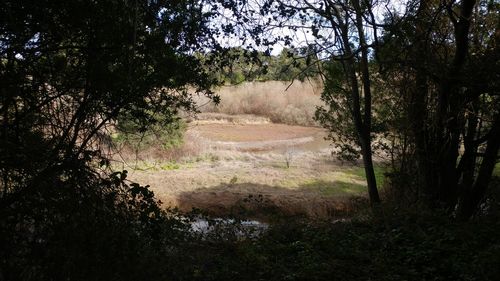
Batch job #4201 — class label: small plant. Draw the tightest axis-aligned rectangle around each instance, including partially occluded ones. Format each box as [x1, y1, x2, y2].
[229, 175, 238, 185]
[161, 162, 180, 170]
[209, 153, 220, 162]
[284, 146, 295, 168]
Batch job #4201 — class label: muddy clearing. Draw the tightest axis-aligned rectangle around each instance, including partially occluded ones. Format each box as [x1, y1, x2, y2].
[123, 114, 369, 219]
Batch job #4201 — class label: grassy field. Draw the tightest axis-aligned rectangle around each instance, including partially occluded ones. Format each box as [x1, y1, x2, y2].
[114, 81, 384, 220]
[119, 117, 383, 220]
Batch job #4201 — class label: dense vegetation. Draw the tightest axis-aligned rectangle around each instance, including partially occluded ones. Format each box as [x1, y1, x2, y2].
[169, 211, 500, 281]
[0, 0, 218, 279]
[203, 47, 320, 84]
[1, 0, 499, 280]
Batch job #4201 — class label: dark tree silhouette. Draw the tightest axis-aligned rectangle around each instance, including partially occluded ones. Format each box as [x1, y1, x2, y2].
[0, 0, 222, 279]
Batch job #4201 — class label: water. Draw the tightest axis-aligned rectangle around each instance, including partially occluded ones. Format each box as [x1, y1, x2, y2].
[190, 218, 268, 237]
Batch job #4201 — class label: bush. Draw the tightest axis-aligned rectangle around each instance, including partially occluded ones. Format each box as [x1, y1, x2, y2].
[113, 112, 186, 151]
[0, 165, 207, 281]
[3, 176, 499, 281]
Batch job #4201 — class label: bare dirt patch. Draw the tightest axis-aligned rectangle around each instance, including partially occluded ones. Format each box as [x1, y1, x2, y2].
[185, 119, 330, 153]
[188, 123, 322, 142]
[187, 113, 271, 125]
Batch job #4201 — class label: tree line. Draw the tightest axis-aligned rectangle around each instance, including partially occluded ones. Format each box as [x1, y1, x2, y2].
[200, 46, 320, 84]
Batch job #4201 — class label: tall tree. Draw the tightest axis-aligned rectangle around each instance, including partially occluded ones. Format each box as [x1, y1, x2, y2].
[223, 0, 499, 213]
[0, 0, 220, 197]
[0, 1, 225, 278]
[381, 0, 499, 216]
[221, 0, 392, 204]
[316, 0, 382, 204]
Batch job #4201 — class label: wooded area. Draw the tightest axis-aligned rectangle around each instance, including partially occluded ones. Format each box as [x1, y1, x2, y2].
[1, 0, 499, 280]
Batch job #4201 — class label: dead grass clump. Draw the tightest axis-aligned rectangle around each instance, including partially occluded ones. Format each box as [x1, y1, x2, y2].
[196, 80, 324, 126]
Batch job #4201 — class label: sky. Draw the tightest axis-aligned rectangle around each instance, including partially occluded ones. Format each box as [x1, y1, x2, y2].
[209, 0, 409, 56]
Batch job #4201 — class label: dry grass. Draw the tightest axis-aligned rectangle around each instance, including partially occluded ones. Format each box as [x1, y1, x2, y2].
[196, 80, 324, 126]
[129, 162, 368, 220]
[110, 131, 207, 165]
[111, 117, 372, 220]
[124, 141, 369, 220]
[109, 80, 376, 220]
[174, 183, 362, 220]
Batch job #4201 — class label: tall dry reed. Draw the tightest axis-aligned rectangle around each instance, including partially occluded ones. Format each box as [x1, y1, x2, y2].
[196, 80, 324, 126]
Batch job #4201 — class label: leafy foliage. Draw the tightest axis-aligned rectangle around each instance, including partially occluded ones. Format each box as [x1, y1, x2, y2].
[113, 111, 186, 150]
[204, 47, 320, 84]
[0, 0, 222, 279]
[124, 208, 500, 281]
[0, 169, 191, 280]
[377, 0, 500, 215]
[316, 61, 361, 161]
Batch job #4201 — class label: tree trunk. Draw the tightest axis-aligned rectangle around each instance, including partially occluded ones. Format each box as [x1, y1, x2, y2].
[353, 0, 380, 204]
[335, 7, 380, 205]
[361, 133, 381, 204]
[411, 0, 478, 209]
[458, 113, 500, 219]
[435, 0, 477, 209]
[410, 0, 437, 204]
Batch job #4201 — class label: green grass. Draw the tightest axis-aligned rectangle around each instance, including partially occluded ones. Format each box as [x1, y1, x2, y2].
[494, 163, 500, 177]
[346, 165, 387, 188]
[296, 165, 388, 197]
[275, 164, 389, 197]
[300, 179, 366, 196]
[112, 160, 193, 172]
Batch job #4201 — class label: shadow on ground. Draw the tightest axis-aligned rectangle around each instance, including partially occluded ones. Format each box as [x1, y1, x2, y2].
[175, 181, 367, 220]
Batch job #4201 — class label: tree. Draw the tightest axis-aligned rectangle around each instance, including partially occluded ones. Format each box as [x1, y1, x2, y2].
[222, 0, 499, 214]
[0, 0, 223, 278]
[220, 0, 394, 204]
[381, 0, 499, 216]
[312, 0, 383, 204]
[0, 0, 220, 198]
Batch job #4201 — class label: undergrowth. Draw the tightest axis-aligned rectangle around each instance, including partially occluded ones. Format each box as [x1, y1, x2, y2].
[5, 185, 499, 281]
[175, 205, 500, 281]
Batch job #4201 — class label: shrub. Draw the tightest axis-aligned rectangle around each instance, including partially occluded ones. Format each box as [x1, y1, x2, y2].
[113, 112, 186, 151]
